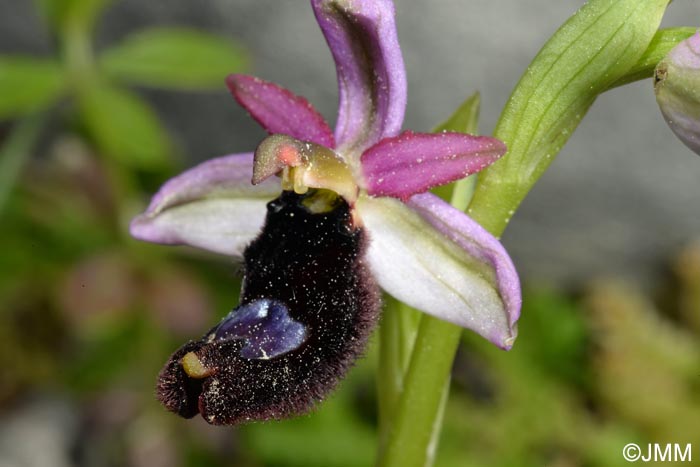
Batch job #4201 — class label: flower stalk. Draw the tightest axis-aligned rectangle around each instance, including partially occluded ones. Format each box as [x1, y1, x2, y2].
[377, 1, 673, 466]
[377, 298, 420, 444]
[376, 93, 481, 467]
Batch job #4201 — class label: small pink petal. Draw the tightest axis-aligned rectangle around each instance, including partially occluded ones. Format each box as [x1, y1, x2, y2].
[226, 74, 335, 148]
[360, 131, 506, 200]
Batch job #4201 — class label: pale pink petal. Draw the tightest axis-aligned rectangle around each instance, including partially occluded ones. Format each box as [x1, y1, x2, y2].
[312, 0, 406, 159]
[356, 193, 521, 349]
[130, 153, 280, 257]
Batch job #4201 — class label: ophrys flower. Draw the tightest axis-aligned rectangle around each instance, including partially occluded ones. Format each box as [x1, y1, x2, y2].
[131, 0, 521, 425]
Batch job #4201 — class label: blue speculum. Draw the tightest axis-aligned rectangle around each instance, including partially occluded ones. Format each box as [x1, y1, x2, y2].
[211, 299, 307, 360]
[157, 190, 380, 425]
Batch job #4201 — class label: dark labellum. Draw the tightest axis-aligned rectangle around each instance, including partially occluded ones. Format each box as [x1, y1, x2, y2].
[157, 190, 380, 425]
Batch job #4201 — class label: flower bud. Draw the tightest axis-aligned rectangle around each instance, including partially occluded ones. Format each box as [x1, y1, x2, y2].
[655, 31, 700, 155]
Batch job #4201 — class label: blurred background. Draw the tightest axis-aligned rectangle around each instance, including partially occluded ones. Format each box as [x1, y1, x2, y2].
[0, 0, 698, 466]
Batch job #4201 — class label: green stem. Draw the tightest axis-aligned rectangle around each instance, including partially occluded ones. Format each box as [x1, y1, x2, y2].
[376, 93, 482, 467]
[64, 26, 93, 81]
[61, 5, 98, 93]
[377, 298, 421, 448]
[376, 318, 461, 467]
[377, 2, 674, 464]
[376, 173, 483, 467]
[0, 115, 45, 215]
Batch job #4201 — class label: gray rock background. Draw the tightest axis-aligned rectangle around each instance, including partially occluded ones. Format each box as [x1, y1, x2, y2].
[1, 0, 699, 286]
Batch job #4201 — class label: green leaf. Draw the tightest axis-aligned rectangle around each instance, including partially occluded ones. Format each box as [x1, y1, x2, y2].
[608, 27, 697, 89]
[100, 27, 248, 90]
[469, 0, 673, 235]
[79, 82, 172, 169]
[433, 92, 481, 134]
[0, 57, 65, 118]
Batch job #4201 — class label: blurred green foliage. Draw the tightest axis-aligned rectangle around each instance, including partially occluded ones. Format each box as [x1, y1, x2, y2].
[0, 57, 65, 118]
[79, 80, 171, 169]
[0, 0, 248, 179]
[100, 28, 248, 89]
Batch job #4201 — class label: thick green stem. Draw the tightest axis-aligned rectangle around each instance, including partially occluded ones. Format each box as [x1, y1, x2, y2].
[377, 299, 421, 447]
[376, 93, 482, 465]
[376, 318, 461, 467]
[376, 1, 673, 466]
[60, 1, 103, 93]
[64, 25, 93, 84]
[376, 172, 492, 467]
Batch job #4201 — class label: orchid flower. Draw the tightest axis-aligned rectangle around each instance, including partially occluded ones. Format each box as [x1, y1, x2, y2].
[131, 0, 521, 425]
